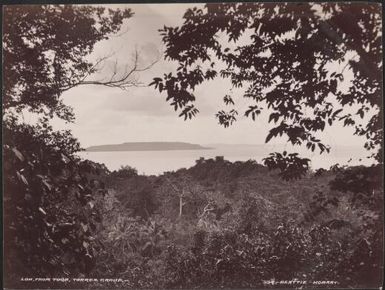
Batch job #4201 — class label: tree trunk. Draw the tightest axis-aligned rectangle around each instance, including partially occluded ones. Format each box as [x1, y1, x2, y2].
[179, 194, 183, 217]
[179, 188, 185, 217]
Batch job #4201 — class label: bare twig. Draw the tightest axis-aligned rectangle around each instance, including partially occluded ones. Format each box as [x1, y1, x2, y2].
[199, 202, 215, 218]
[60, 48, 159, 92]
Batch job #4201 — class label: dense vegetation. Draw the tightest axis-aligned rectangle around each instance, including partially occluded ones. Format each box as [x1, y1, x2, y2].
[2, 3, 383, 289]
[2, 4, 132, 287]
[88, 158, 382, 288]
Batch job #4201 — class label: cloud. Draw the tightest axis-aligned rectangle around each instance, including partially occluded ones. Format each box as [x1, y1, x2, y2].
[103, 87, 172, 116]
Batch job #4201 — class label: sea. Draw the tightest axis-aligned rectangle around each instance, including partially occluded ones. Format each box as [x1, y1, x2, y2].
[78, 144, 374, 176]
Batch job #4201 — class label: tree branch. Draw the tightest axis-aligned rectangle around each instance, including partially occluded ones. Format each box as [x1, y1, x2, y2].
[60, 49, 159, 92]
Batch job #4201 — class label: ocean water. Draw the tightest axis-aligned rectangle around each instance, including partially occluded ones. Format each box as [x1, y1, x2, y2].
[78, 144, 374, 175]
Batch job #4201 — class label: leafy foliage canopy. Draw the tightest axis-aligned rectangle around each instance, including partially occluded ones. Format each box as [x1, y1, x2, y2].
[151, 3, 383, 176]
[2, 4, 132, 282]
[3, 5, 132, 122]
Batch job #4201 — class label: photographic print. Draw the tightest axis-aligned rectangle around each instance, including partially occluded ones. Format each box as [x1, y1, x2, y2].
[2, 2, 384, 289]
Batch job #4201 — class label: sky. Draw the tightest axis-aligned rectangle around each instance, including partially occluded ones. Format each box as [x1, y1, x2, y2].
[44, 3, 372, 154]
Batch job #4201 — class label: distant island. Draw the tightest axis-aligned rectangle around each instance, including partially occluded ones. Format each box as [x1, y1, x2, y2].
[86, 142, 212, 152]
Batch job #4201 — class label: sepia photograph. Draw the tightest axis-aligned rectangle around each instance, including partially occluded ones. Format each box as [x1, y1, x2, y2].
[2, 2, 384, 289]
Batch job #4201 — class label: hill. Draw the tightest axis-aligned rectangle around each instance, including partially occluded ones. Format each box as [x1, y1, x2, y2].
[86, 142, 212, 152]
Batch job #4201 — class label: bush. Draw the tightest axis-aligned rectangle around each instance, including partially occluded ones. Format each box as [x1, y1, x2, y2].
[3, 119, 108, 283]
